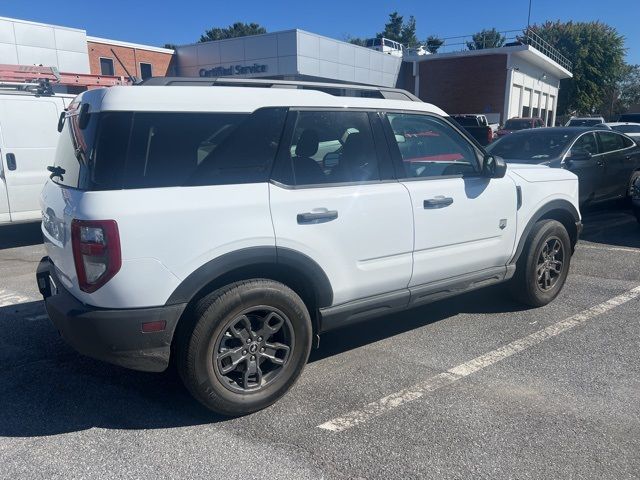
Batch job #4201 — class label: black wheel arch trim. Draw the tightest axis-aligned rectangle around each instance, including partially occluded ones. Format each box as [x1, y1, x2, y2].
[165, 246, 333, 308]
[510, 199, 580, 264]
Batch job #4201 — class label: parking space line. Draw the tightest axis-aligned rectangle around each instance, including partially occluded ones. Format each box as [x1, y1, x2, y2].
[317, 285, 640, 433]
[578, 244, 639, 254]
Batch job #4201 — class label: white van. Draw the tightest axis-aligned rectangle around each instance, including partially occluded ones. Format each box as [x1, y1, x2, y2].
[0, 91, 75, 224]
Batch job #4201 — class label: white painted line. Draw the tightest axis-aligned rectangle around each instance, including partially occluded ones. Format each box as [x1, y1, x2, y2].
[318, 285, 640, 433]
[0, 289, 33, 307]
[578, 244, 639, 254]
[25, 314, 49, 322]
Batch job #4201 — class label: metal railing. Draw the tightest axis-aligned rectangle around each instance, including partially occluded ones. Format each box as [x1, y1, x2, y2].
[424, 28, 572, 72]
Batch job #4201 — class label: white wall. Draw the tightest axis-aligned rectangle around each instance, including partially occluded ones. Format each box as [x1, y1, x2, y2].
[175, 29, 402, 88]
[505, 53, 560, 126]
[0, 17, 89, 73]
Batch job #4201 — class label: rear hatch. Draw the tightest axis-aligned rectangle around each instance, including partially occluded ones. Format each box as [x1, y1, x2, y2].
[40, 91, 105, 293]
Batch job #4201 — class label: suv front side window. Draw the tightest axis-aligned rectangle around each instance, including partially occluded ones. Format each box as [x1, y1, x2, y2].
[386, 113, 479, 179]
[278, 110, 381, 186]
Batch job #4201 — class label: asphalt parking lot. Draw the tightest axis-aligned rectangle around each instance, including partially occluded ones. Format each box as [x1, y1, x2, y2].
[1, 206, 639, 479]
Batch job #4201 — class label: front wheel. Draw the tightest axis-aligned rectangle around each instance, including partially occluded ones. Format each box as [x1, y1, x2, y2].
[176, 279, 312, 416]
[510, 219, 572, 307]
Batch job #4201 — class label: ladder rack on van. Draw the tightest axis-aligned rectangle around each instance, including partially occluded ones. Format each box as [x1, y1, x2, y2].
[140, 76, 421, 102]
[0, 64, 130, 95]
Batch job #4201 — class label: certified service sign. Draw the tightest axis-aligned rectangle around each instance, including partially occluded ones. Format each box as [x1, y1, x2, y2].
[199, 64, 268, 77]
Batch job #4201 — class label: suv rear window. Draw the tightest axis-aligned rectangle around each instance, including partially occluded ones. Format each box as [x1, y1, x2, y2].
[53, 108, 286, 190]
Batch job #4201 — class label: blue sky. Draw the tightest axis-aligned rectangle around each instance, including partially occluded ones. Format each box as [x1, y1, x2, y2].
[2, 0, 639, 64]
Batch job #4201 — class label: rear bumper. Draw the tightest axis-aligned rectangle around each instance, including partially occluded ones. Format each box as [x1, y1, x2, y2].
[37, 257, 186, 372]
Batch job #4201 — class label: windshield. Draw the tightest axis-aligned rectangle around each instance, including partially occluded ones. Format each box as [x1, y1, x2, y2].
[451, 117, 479, 127]
[487, 131, 572, 160]
[611, 124, 640, 134]
[504, 119, 532, 130]
[567, 118, 602, 127]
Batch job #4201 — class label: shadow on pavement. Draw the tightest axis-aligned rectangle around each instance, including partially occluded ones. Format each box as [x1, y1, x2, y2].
[0, 286, 523, 437]
[580, 204, 639, 249]
[0, 222, 43, 250]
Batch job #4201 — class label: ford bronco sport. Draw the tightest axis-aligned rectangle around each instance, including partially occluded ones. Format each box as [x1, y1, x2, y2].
[37, 80, 582, 415]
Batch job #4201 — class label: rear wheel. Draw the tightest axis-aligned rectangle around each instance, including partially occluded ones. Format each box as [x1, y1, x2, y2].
[177, 279, 312, 416]
[510, 219, 571, 307]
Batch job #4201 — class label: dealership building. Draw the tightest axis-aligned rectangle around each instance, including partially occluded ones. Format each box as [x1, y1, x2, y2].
[0, 15, 571, 125]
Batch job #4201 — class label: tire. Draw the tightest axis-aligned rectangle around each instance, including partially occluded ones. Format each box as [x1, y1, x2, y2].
[510, 219, 571, 307]
[176, 279, 312, 416]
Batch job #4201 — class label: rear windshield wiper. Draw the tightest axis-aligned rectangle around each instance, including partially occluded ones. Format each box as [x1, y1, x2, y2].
[47, 165, 66, 181]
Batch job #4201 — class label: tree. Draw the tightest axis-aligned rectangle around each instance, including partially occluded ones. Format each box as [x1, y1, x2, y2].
[199, 22, 267, 42]
[400, 16, 418, 47]
[467, 28, 505, 50]
[618, 64, 640, 111]
[163, 43, 177, 50]
[425, 35, 444, 54]
[530, 21, 626, 115]
[345, 36, 367, 47]
[378, 11, 404, 43]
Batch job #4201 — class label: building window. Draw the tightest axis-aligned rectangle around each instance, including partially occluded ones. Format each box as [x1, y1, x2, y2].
[100, 58, 115, 76]
[140, 63, 153, 80]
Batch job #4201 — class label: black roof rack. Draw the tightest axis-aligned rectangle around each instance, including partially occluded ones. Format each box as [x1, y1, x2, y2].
[139, 77, 421, 102]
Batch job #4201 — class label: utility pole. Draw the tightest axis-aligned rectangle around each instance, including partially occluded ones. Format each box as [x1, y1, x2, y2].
[527, 0, 533, 33]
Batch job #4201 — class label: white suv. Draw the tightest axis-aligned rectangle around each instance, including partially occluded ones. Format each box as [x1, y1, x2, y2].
[37, 81, 582, 415]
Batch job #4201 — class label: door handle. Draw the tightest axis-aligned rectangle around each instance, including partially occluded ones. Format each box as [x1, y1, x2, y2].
[423, 196, 454, 209]
[6, 153, 16, 171]
[297, 209, 338, 224]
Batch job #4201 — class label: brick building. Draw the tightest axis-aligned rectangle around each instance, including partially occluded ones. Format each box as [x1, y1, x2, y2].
[399, 42, 573, 127]
[87, 37, 174, 80]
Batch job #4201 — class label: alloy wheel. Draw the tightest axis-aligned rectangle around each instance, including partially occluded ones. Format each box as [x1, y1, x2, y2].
[536, 236, 564, 291]
[213, 306, 294, 393]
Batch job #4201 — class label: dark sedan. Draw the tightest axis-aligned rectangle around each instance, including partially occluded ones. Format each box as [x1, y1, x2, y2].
[486, 127, 640, 206]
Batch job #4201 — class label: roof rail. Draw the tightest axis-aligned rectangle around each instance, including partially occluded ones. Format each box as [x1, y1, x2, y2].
[139, 76, 421, 102]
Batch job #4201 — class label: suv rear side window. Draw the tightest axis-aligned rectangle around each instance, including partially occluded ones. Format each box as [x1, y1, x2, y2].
[387, 113, 479, 178]
[54, 108, 286, 190]
[276, 110, 381, 186]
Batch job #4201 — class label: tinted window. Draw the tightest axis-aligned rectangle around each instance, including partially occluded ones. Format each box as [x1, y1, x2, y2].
[611, 124, 640, 134]
[504, 119, 533, 130]
[451, 116, 479, 127]
[100, 58, 114, 76]
[388, 113, 478, 178]
[140, 63, 152, 80]
[622, 135, 636, 148]
[570, 133, 599, 156]
[53, 108, 287, 190]
[281, 111, 380, 186]
[567, 118, 602, 127]
[488, 131, 573, 160]
[598, 131, 625, 152]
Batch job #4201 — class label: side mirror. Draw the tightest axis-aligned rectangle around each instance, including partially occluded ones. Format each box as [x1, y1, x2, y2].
[483, 155, 507, 178]
[568, 149, 592, 161]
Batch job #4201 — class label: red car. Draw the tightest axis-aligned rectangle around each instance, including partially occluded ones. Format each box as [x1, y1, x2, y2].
[497, 117, 545, 137]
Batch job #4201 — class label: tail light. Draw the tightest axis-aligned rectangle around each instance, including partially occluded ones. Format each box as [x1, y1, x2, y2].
[71, 219, 121, 293]
[487, 128, 494, 144]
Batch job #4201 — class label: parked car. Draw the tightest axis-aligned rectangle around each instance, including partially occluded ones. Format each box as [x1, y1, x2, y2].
[450, 114, 495, 146]
[37, 81, 581, 416]
[597, 122, 640, 142]
[618, 112, 640, 123]
[496, 117, 545, 138]
[0, 90, 75, 225]
[565, 116, 605, 127]
[632, 175, 640, 224]
[487, 127, 640, 206]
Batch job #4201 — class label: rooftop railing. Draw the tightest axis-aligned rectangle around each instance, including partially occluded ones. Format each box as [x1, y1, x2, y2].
[424, 28, 572, 72]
